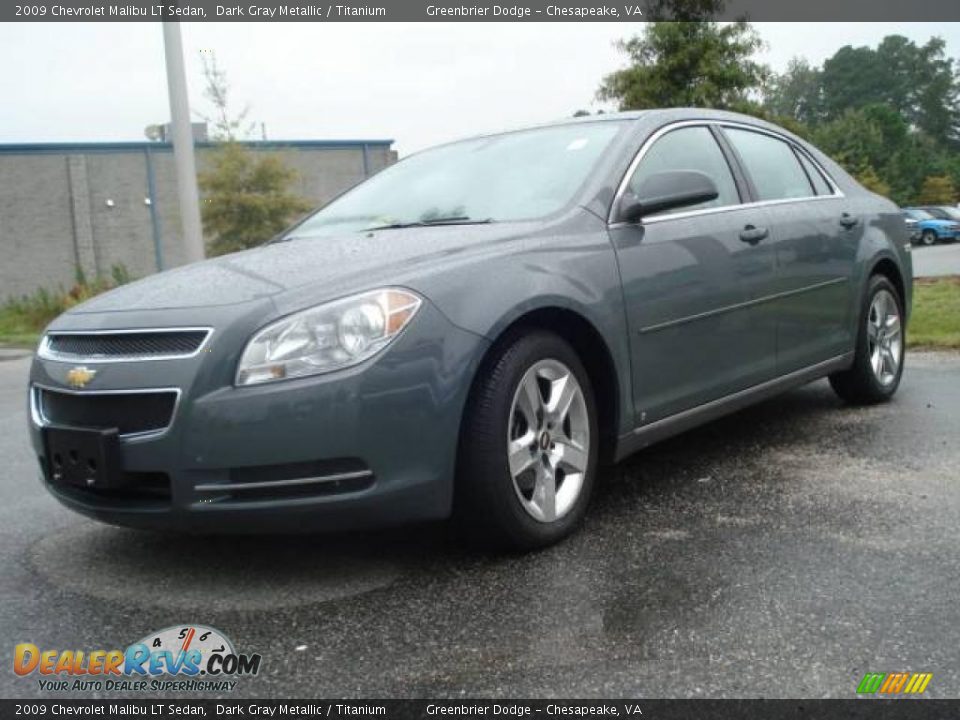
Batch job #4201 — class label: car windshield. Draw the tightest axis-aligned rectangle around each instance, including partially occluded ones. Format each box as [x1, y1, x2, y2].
[285, 122, 625, 239]
[906, 208, 934, 220]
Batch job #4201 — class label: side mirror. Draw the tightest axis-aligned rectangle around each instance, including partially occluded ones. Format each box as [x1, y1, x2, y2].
[618, 170, 720, 223]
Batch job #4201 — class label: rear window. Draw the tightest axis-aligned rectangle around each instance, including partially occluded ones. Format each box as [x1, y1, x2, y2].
[724, 128, 815, 202]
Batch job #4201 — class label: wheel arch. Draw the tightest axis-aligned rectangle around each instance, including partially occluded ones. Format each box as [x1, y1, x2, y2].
[867, 255, 909, 319]
[463, 305, 623, 465]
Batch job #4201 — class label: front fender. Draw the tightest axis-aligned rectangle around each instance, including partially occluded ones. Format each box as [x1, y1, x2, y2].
[410, 216, 634, 436]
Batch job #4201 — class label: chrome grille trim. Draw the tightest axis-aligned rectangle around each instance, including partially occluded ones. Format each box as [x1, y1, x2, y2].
[194, 470, 374, 493]
[38, 327, 213, 363]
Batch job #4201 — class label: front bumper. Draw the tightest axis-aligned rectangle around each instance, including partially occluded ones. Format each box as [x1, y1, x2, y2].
[28, 301, 488, 532]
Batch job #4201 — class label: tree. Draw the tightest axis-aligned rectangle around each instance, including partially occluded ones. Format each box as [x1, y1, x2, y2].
[916, 175, 957, 205]
[818, 36, 960, 147]
[820, 45, 887, 121]
[196, 53, 310, 256]
[909, 38, 960, 146]
[764, 58, 823, 126]
[854, 167, 890, 198]
[811, 108, 887, 179]
[597, 0, 767, 110]
[199, 52, 254, 141]
[199, 145, 312, 256]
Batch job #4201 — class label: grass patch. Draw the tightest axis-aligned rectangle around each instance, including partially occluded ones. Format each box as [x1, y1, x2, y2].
[909, 276, 960, 350]
[0, 266, 131, 349]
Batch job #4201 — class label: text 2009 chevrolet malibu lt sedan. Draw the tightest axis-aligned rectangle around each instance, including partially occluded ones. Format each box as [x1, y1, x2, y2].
[28, 109, 912, 549]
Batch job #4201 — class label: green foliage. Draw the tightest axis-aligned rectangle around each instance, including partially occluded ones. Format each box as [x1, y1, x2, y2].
[198, 143, 312, 256]
[811, 109, 887, 179]
[597, 1, 767, 111]
[0, 266, 132, 346]
[916, 175, 957, 205]
[596, 6, 960, 205]
[764, 58, 824, 126]
[854, 166, 891, 198]
[818, 36, 960, 147]
[910, 278, 960, 350]
[196, 52, 311, 257]
[759, 34, 960, 205]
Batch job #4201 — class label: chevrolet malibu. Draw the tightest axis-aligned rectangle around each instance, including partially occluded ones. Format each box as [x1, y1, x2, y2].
[28, 109, 912, 549]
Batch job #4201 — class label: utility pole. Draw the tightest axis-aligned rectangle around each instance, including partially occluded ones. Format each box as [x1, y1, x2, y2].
[162, 22, 205, 264]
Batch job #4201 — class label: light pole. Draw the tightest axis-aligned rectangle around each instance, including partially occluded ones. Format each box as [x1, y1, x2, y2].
[161, 22, 205, 264]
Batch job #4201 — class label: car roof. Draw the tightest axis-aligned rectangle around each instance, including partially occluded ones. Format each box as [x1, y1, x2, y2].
[416, 108, 795, 156]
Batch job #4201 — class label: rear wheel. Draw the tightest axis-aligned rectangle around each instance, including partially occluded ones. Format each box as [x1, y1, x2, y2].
[829, 275, 905, 404]
[455, 331, 598, 550]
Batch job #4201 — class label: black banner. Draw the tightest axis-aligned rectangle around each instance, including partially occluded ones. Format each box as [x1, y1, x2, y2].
[3, 700, 960, 719]
[4, 0, 960, 22]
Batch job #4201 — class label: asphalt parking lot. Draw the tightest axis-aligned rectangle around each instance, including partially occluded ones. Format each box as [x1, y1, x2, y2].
[912, 240, 960, 277]
[1, 350, 959, 699]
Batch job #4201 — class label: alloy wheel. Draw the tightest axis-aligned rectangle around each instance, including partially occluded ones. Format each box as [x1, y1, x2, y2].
[506, 359, 590, 523]
[867, 289, 902, 386]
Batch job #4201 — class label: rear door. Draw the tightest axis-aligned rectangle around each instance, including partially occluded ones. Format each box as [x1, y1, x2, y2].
[608, 124, 778, 427]
[721, 126, 858, 374]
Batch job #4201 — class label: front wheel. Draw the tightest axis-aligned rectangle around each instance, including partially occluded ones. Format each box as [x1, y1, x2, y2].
[921, 229, 937, 246]
[829, 275, 905, 405]
[455, 331, 598, 550]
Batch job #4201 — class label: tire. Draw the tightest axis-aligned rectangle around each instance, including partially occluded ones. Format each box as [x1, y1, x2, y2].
[921, 229, 937, 246]
[829, 275, 905, 405]
[455, 330, 599, 550]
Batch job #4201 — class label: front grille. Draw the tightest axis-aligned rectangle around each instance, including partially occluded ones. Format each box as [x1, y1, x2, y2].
[42, 329, 209, 360]
[38, 388, 178, 436]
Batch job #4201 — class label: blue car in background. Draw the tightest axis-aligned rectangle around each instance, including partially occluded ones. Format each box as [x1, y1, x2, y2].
[902, 207, 960, 246]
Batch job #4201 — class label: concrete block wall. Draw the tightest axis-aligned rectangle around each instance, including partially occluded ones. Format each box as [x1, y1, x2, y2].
[0, 140, 396, 299]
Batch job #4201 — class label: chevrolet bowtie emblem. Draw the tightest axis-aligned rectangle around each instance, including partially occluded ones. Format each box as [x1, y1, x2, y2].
[66, 366, 97, 389]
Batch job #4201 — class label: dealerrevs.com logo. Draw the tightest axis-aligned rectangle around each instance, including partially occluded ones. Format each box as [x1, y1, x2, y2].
[14, 625, 261, 693]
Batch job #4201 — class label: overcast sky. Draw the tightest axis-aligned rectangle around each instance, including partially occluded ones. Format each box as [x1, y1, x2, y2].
[1, 22, 957, 155]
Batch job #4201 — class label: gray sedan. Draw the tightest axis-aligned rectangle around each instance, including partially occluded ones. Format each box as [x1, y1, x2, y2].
[28, 109, 912, 549]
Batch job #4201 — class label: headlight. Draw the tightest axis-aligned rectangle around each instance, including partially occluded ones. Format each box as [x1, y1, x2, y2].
[236, 288, 422, 386]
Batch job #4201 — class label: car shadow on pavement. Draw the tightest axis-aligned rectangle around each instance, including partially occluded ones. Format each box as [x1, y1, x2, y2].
[28, 381, 847, 611]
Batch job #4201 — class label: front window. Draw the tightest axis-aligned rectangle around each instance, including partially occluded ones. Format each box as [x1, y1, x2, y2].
[905, 209, 934, 220]
[287, 122, 625, 239]
[626, 126, 741, 216]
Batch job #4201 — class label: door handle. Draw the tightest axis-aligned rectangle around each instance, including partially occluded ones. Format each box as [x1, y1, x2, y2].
[739, 225, 769, 245]
[840, 213, 860, 229]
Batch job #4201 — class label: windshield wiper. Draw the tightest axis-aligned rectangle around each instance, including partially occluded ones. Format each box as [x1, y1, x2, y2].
[364, 217, 493, 231]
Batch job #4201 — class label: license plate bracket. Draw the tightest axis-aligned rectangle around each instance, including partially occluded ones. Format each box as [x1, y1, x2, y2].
[43, 426, 122, 489]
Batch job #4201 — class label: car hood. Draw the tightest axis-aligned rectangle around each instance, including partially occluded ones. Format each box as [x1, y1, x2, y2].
[68, 223, 534, 315]
[921, 219, 958, 228]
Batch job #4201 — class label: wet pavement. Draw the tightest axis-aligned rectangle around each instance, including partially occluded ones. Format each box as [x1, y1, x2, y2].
[1, 352, 958, 698]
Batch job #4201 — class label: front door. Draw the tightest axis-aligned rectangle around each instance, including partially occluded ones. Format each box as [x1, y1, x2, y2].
[608, 124, 778, 427]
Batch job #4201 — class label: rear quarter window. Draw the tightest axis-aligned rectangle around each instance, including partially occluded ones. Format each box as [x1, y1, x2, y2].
[795, 150, 834, 196]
